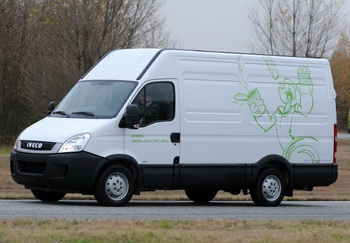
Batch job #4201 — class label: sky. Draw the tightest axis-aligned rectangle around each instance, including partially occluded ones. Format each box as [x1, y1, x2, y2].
[161, 0, 350, 53]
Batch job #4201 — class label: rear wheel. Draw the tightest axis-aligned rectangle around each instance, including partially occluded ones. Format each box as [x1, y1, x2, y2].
[250, 168, 286, 206]
[185, 189, 217, 203]
[31, 189, 66, 202]
[94, 165, 134, 206]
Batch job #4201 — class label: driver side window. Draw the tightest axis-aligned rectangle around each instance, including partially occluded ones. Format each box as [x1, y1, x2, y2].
[132, 82, 175, 126]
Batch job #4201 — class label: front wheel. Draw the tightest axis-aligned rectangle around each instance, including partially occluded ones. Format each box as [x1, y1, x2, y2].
[94, 165, 134, 206]
[250, 168, 286, 206]
[31, 189, 66, 202]
[185, 189, 217, 203]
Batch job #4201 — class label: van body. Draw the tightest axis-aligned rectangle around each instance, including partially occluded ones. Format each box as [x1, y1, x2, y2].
[11, 49, 338, 206]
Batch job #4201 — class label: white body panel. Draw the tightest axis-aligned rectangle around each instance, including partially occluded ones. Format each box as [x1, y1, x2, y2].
[19, 117, 109, 143]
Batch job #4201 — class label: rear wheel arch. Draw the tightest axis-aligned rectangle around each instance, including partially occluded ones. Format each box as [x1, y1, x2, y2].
[253, 155, 293, 197]
[254, 155, 292, 185]
[250, 168, 286, 206]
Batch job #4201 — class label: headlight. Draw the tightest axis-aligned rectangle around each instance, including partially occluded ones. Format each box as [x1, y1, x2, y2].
[14, 138, 20, 151]
[58, 133, 91, 153]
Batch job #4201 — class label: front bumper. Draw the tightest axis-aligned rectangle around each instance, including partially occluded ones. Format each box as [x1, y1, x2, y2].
[10, 150, 104, 193]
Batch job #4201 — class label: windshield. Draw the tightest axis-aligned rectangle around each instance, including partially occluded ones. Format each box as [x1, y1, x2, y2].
[52, 80, 137, 119]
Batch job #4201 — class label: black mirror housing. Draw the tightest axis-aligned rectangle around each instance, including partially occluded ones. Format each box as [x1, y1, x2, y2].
[48, 101, 55, 115]
[125, 104, 140, 129]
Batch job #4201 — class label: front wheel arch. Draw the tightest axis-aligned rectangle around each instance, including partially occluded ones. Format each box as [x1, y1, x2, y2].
[94, 165, 135, 206]
[90, 155, 142, 195]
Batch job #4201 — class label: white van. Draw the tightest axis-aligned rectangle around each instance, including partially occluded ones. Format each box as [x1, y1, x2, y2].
[10, 49, 338, 206]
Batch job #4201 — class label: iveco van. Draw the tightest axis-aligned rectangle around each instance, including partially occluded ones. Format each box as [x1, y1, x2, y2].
[10, 49, 338, 206]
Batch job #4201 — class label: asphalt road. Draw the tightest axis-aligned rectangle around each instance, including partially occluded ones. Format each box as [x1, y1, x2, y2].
[0, 200, 349, 220]
[338, 132, 350, 140]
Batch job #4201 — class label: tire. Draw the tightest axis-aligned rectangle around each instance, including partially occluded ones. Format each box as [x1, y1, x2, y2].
[250, 168, 286, 206]
[94, 165, 134, 206]
[185, 189, 217, 203]
[31, 189, 66, 202]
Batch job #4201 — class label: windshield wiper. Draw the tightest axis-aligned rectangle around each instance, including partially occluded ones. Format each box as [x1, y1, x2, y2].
[52, 111, 70, 117]
[71, 111, 96, 118]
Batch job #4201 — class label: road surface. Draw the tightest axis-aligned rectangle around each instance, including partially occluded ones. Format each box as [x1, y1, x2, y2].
[0, 200, 349, 220]
[338, 132, 350, 140]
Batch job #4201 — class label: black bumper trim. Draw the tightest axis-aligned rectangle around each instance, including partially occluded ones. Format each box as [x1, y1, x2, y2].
[10, 150, 104, 193]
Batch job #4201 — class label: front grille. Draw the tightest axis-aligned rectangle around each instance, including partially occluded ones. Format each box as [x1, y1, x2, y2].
[18, 161, 46, 174]
[21, 141, 56, 151]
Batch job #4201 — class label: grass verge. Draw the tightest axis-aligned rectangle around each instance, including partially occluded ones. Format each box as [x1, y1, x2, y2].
[0, 219, 350, 243]
[0, 145, 12, 155]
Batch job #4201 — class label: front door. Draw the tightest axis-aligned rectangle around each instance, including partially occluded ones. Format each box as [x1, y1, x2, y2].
[124, 81, 180, 188]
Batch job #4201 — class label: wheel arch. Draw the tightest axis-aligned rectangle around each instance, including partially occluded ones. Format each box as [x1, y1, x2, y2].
[90, 154, 142, 194]
[253, 154, 294, 197]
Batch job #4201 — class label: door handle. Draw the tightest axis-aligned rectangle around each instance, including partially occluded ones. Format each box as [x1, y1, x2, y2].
[170, 133, 180, 143]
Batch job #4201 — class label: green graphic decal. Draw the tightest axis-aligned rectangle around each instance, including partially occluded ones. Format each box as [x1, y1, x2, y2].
[263, 57, 279, 80]
[234, 56, 320, 163]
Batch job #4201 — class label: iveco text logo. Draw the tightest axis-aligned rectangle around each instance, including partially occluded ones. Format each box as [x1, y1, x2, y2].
[26, 142, 43, 149]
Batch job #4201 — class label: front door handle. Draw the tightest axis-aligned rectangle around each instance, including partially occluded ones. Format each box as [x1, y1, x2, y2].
[170, 133, 180, 143]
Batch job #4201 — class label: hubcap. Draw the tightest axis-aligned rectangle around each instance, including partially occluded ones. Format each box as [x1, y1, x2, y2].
[262, 175, 281, 201]
[105, 172, 129, 201]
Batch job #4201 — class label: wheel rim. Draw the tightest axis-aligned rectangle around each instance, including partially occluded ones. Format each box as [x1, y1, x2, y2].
[105, 172, 129, 201]
[262, 175, 281, 201]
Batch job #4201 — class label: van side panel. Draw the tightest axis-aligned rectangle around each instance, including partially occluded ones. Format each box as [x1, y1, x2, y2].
[239, 57, 335, 165]
[176, 55, 246, 187]
[170, 51, 337, 189]
[177, 54, 336, 165]
[178, 55, 245, 164]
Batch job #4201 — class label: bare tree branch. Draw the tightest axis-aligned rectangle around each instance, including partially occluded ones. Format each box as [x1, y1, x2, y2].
[249, 0, 344, 57]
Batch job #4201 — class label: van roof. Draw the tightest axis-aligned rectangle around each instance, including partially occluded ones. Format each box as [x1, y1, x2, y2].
[81, 48, 328, 82]
[81, 49, 161, 81]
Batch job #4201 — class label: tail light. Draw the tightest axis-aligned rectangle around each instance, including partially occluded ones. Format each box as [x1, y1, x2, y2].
[333, 124, 337, 163]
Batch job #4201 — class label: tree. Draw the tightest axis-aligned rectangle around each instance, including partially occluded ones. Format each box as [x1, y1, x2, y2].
[331, 34, 350, 130]
[0, 0, 38, 142]
[38, 0, 169, 76]
[0, 0, 170, 143]
[249, 0, 344, 57]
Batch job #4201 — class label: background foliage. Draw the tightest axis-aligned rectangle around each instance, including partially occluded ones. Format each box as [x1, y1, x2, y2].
[0, 0, 170, 144]
[331, 34, 350, 131]
[1, 0, 350, 144]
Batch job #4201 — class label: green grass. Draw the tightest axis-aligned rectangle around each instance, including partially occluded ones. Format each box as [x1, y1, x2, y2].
[0, 146, 12, 155]
[0, 219, 349, 243]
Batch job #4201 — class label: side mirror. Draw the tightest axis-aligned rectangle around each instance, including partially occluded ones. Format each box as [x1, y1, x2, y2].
[48, 101, 55, 115]
[125, 104, 140, 129]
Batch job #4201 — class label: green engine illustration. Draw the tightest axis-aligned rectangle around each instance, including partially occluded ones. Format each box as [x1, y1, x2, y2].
[234, 56, 320, 163]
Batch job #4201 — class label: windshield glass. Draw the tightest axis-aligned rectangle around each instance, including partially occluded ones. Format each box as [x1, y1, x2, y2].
[52, 80, 137, 119]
